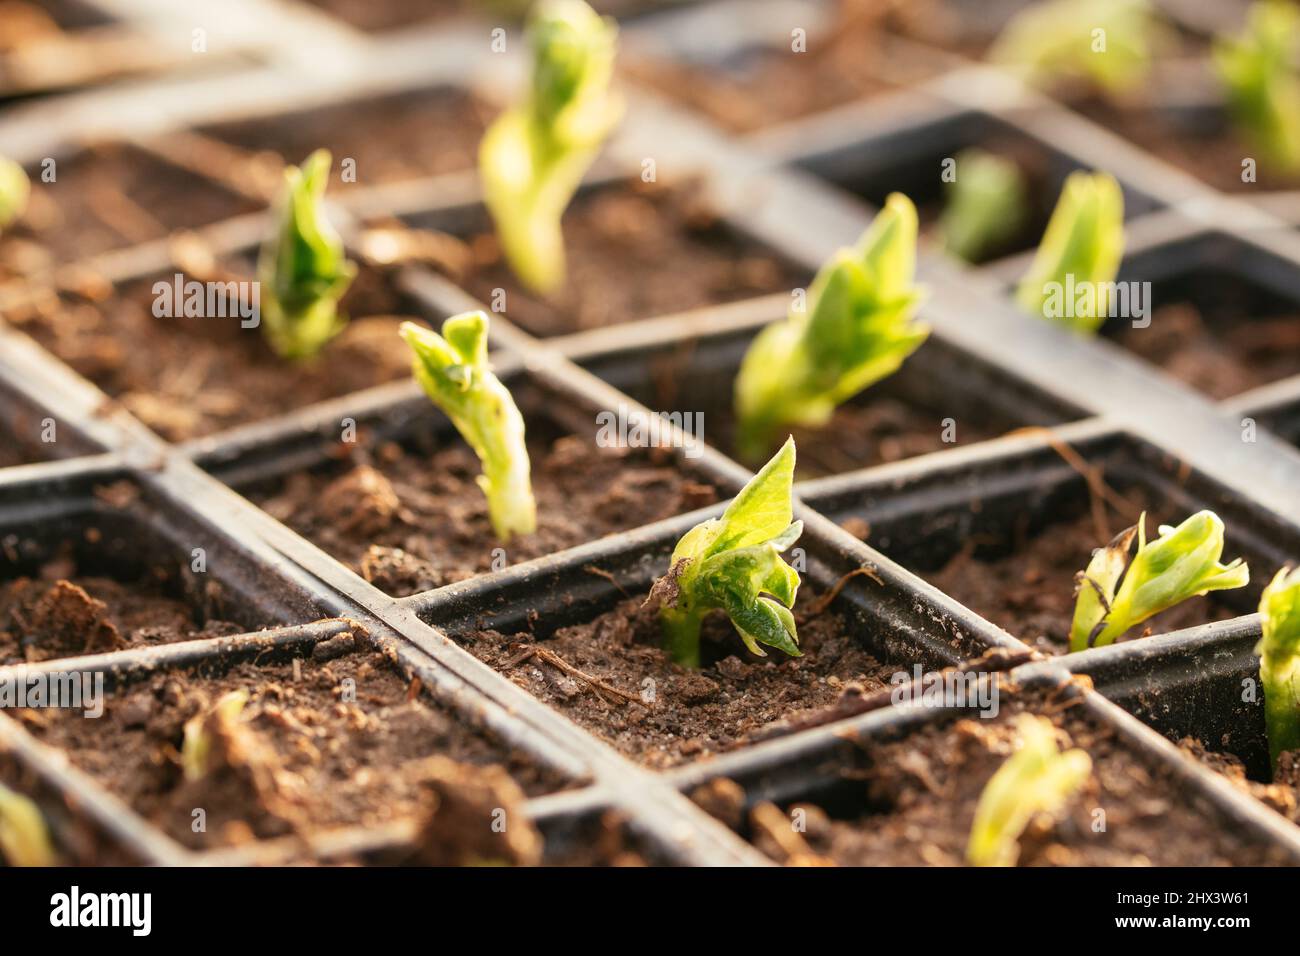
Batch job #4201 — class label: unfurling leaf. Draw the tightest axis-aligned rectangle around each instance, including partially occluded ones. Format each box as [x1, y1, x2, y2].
[0, 155, 29, 230]
[0, 782, 56, 867]
[258, 149, 357, 360]
[1214, 0, 1300, 173]
[181, 689, 250, 782]
[479, 0, 621, 294]
[1069, 511, 1250, 652]
[940, 148, 1029, 263]
[1257, 566, 1300, 769]
[651, 437, 802, 668]
[734, 194, 928, 463]
[401, 313, 536, 542]
[967, 714, 1092, 867]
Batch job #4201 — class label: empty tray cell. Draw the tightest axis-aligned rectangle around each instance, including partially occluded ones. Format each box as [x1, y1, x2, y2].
[1107, 231, 1300, 400]
[684, 679, 1292, 865]
[578, 315, 1083, 480]
[3, 257, 435, 442]
[0, 471, 321, 665]
[398, 177, 807, 336]
[195, 86, 490, 190]
[0, 379, 99, 467]
[803, 428, 1296, 654]
[1068, 623, 1299, 829]
[0, 143, 258, 282]
[419, 516, 1003, 770]
[212, 373, 727, 597]
[786, 107, 1163, 264]
[6, 633, 573, 853]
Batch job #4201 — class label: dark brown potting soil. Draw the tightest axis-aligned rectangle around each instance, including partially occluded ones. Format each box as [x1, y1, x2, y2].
[463, 588, 897, 769]
[1113, 303, 1300, 401]
[253, 434, 720, 597]
[0, 561, 244, 666]
[449, 180, 806, 336]
[0, 143, 256, 281]
[14, 646, 571, 850]
[1179, 737, 1300, 826]
[699, 683, 1289, 865]
[4, 262, 422, 442]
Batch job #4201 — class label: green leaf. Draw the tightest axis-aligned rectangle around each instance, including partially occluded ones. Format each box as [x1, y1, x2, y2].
[401, 314, 536, 542]
[734, 194, 929, 462]
[1213, 1, 1300, 174]
[1015, 171, 1125, 334]
[257, 149, 357, 360]
[940, 148, 1030, 263]
[1256, 566, 1300, 769]
[654, 439, 803, 667]
[0, 155, 29, 231]
[967, 714, 1092, 867]
[0, 782, 55, 867]
[181, 689, 250, 782]
[480, 0, 621, 294]
[1069, 510, 1249, 651]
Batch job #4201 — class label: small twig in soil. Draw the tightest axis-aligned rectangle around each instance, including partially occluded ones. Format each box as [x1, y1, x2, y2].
[806, 566, 884, 616]
[506, 644, 641, 706]
[583, 564, 629, 598]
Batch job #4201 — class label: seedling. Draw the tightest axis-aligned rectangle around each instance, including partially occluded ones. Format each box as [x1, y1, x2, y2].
[257, 149, 357, 360]
[967, 714, 1092, 867]
[940, 148, 1030, 263]
[479, 0, 621, 294]
[733, 194, 927, 463]
[0, 155, 28, 230]
[1015, 171, 1124, 333]
[1257, 567, 1300, 770]
[647, 437, 802, 669]
[990, 0, 1165, 96]
[1213, 0, 1300, 174]
[181, 689, 250, 782]
[1069, 511, 1249, 652]
[401, 313, 536, 541]
[0, 781, 56, 867]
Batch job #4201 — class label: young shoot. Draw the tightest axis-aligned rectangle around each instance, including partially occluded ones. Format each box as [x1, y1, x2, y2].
[1015, 171, 1125, 334]
[1257, 567, 1300, 770]
[940, 148, 1030, 263]
[257, 148, 357, 360]
[647, 437, 802, 669]
[479, 0, 621, 294]
[1069, 511, 1249, 652]
[0, 155, 29, 230]
[0, 782, 55, 867]
[990, 0, 1166, 96]
[401, 313, 536, 542]
[967, 714, 1092, 867]
[733, 193, 927, 463]
[1213, 0, 1300, 174]
[181, 689, 250, 782]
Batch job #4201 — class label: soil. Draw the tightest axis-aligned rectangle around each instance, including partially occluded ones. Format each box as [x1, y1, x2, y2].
[1078, 98, 1300, 194]
[444, 179, 806, 337]
[0, 558, 244, 666]
[889, 497, 1239, 655]
[198, 87, 491, 191]
[252, 432, 721, 598]
[1112, 303, 1300, 401]
[3, 261, 423, 442]
[1178, 737, 1300, 826]
[0, 143, 257, 282]
[13, 645, 571, 851]
[697, 683, 1290, 865]
[462, 587, 899, 769]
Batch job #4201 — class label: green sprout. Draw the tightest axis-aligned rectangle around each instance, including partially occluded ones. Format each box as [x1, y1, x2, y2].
[1069, 511, 1250, 652]
[1015, 171, 1125, 334]
[733, 194, 928, 463]
[257, 149, 357, 360]
[479, 0, 622, 294]
[989, 0, 1166, 96]
[0, 156, 29, 230]
[647, 437, 802, 669]
[940, 148, 1030, 263]
[1257, 567, 1300, 770]
[0, 782, 56, 867]
[1213, 0, 1300, 174]
[967, 714, 1092, 867]
[401, 313, 536, 542]
[181, 690, 250, 782]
